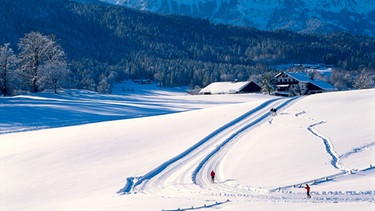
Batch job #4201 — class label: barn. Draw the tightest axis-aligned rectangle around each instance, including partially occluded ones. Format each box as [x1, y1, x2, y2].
[199, 80, 261, 95]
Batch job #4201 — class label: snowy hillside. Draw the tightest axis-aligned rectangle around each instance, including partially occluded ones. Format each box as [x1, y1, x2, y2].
[0, 85, 374, 210]
[97, 0, 375, 36]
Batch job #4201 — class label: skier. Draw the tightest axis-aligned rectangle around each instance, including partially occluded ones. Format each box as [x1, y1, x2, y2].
[305, 184, 311, 198]
[270, 108, 277, 116]
[210, 170, 215, 183]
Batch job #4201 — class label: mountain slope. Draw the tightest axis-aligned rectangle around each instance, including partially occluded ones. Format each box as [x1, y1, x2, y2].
[1, 0, 374, 91]
[99, 0, 375, 36]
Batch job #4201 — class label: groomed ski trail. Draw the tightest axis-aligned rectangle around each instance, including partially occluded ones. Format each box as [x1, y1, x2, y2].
[119, 97, 296, 195]
[119, 96, 375, 204]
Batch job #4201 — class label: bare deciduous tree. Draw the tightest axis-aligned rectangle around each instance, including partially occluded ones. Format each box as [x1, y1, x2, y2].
[17, 32, 69, 93]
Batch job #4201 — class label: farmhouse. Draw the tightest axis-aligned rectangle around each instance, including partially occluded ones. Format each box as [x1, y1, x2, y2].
[274, 72, 336, 96]
[199, 80, 260, 95]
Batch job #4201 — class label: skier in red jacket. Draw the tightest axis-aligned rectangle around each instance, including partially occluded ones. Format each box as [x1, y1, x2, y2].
[305, 184, 311, 198]
[210, 170, 215, 183]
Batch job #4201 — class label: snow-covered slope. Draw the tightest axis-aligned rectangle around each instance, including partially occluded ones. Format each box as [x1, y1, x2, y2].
[96, 0, 375, 36]
[0, 85, 374, 210]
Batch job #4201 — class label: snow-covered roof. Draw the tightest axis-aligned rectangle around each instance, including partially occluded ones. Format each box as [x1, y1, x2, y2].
[285, 72, 312, 83]
[310, 79, 337, 91]
[277, 72, 336, 91]
[199, 81, 251, 94]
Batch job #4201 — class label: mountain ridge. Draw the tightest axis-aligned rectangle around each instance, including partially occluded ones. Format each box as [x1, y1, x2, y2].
[97, 0, 375, 36]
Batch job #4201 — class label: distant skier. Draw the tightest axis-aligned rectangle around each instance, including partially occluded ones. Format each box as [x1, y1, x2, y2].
[305, 184, 311, 198]
[270, 108, 277, 116]
[210, 170, 215, 183]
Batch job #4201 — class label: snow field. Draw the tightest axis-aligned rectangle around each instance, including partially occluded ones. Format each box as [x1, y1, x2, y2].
[0, 87, 374, 210]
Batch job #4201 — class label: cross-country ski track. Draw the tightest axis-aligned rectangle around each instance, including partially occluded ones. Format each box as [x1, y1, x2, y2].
[119, 96, 375, 207]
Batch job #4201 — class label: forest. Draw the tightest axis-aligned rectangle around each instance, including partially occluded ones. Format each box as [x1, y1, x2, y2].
[0, 0, 374, 95]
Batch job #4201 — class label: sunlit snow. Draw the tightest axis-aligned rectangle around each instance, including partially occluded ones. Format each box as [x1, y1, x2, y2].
[0, 82, 374, 210]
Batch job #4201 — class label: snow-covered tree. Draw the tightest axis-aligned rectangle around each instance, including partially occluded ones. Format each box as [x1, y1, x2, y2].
[0, 43, 17, 96]
[330, 69, 354, 90]
[17, 32, 69, 93]
[354, 70, 375, 89]
[261, 72, 275, 95]
[39, 42, 70, 93]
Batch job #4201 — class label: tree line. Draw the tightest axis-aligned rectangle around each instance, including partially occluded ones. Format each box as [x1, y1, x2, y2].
[0, 0, 374, 95]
